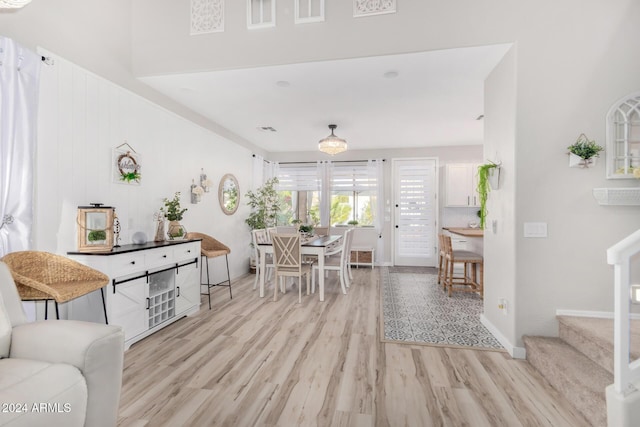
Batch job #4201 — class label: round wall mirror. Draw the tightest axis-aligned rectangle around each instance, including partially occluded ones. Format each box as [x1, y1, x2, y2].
[218, 174, 239, 215]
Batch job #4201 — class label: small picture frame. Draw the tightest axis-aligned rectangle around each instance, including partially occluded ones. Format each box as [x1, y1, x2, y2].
[113, 143, 142, 185]
[77, 204, 115, 252]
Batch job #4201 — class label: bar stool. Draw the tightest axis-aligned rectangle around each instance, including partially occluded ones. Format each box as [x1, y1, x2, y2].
[1, 251, 110, 322]
[186, 232, 232, 309]
[440, 234, 483, 298]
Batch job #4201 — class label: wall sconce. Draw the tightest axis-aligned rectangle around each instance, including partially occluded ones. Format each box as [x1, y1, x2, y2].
[200, 168, 213, 193]
[191, 179, 204, 204]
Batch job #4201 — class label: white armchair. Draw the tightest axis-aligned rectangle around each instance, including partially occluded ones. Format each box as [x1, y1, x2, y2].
[0, 261, 125, 427]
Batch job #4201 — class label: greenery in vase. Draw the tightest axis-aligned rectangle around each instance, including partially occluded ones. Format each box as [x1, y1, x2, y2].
[245, 177, 280, 230]
[298, 224, 313, 234]
[87, 230, 106, 242]
[161, 192, 187, 221]
[476, 162, 500, 229]
[567, 134, 603, 160]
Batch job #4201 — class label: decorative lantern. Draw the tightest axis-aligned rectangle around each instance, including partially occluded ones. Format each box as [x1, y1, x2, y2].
[77, 203, 115, 252]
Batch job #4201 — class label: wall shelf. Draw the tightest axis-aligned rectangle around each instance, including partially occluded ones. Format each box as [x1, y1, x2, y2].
[593, 188, 640, 205]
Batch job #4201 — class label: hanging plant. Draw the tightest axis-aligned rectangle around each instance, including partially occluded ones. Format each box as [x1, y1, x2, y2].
[477, 162, 500, 229]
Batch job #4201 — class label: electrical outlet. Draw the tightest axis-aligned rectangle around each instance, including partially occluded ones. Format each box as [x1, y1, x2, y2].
[498, 298, 508, 315]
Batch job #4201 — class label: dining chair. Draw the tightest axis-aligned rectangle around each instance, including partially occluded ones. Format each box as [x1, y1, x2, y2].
[185, 232, 232, 309]
[437, 234, 447, 285]
[271, 233, 312, 303]
[440, 234, 483, 298]
[312, 228, 353, 295]
[314, 226, 329, 236]
[252, 228, 274, 290]
[1, 251, 109, 322]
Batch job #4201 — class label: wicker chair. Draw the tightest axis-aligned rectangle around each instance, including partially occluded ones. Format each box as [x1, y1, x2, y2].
[271, 233, 312, 303]
[185, 232, 232, 309]
[1, 251, 109, 321]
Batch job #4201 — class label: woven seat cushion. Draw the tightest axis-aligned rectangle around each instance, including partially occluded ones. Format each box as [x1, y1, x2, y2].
[276, 265, 312, 274]
[450, 250, 483, 262]
[202, 248, 230, 258]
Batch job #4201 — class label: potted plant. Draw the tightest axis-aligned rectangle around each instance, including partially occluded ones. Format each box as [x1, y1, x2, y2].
[161, 192, 188, 239]
[245, 177, 280, 231]
[347, 220, 359, 227]
[476, 162, 500, 229]
[291, 218, 303, 231]
[245, 178, 280, 271]
[298, 224, 313, 235]
[568, 134, 603, 168]
[87, 229, 107, 244]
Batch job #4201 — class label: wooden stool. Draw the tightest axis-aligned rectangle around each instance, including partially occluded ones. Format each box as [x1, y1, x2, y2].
[440, 235, 483, 298]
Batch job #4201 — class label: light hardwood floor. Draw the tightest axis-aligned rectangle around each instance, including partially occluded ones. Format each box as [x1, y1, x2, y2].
[117, 268, 590, 427]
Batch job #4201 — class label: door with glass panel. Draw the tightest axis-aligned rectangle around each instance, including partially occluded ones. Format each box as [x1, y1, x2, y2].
[392, 158, 438, 267]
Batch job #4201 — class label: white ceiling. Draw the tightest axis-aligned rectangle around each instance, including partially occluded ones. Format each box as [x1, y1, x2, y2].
[139, 43, 511, 154]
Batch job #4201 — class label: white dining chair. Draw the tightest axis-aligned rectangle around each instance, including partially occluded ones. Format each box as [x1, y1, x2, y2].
[252, 229, 274, 290]
[271, 233, 312, 303]
[312, 228, 353, 295]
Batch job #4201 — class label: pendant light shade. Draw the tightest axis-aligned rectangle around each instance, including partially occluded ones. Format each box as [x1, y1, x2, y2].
[0, 0, 31, 8]
[318, 124, 347, 155]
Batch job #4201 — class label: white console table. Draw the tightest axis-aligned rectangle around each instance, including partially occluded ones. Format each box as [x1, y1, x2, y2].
[68, 239, 201, 350]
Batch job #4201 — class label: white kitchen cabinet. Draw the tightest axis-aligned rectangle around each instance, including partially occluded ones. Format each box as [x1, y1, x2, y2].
[445, 163, 480, 207]
[68, 239, 201, 350]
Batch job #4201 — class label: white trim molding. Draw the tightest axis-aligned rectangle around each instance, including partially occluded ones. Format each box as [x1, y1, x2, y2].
[353, 0, 396, 18]
[190, 0, 224, 35]
[480, 314, 526, 359]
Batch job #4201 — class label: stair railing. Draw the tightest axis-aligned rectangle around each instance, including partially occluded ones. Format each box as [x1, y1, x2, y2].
[607, 229, 640, 395]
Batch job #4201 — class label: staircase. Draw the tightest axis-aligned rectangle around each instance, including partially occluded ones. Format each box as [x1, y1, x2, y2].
[524, 316, 640, 427]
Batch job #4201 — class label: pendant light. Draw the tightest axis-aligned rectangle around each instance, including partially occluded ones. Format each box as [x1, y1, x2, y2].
[318, 124, 347, 155]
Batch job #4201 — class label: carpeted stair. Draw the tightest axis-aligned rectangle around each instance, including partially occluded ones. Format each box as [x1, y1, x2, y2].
[523, 316, 640, 427]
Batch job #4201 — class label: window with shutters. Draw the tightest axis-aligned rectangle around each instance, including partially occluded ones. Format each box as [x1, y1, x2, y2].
[276, 165, 321, 225]
[247, 0, 276, 29]
[330, 163, 376, 226]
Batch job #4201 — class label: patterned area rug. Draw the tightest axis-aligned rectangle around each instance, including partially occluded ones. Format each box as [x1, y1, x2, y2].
[381, 267, 503, 350]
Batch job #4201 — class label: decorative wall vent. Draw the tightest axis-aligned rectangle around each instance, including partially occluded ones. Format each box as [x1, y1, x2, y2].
[353, 0, 396, 17]
[191, 0, 224, 35]
[296, 0, 324, 24]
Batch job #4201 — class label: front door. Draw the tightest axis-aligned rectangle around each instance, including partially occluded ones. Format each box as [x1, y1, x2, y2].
[392, 158, 438, 267]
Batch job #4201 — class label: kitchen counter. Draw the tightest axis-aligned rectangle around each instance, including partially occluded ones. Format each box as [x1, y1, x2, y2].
[443, 227, 484, 238]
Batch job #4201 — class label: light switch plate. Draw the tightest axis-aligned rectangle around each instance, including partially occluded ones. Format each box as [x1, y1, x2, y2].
[524, 222, 548, 238]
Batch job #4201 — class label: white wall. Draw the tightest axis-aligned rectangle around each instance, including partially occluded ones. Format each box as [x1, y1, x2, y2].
[0, 0, 264, 156]
[483, 47, 517, 351]
[35, 50, 253, 284]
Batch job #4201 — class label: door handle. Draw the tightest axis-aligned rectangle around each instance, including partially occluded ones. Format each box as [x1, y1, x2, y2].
[176, 286, 181, 297]
[395, 225, 399, 228]
[146, 297, 150, 310]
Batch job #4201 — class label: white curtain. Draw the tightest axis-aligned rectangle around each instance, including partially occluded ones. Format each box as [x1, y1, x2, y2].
[368, 159, 384, 263]
[318, 161, 330, 226]
[0, 37, 40, 257]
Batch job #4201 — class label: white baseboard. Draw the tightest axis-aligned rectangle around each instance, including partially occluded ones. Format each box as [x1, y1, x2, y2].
[556, 309, 640, 320]
[480, 314, 526, 359]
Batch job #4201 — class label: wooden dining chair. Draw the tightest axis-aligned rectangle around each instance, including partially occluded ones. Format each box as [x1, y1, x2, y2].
[440, 234, 483, 298]
[314, 226, 329, 236]
[1, 251, 109, 322]
[271, 233, 312, 303]
[312, 228, 353, 295]
[251, 229, 274, 290]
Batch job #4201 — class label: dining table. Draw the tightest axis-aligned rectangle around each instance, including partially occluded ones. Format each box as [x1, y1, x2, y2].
[257, 234, 343, 302]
